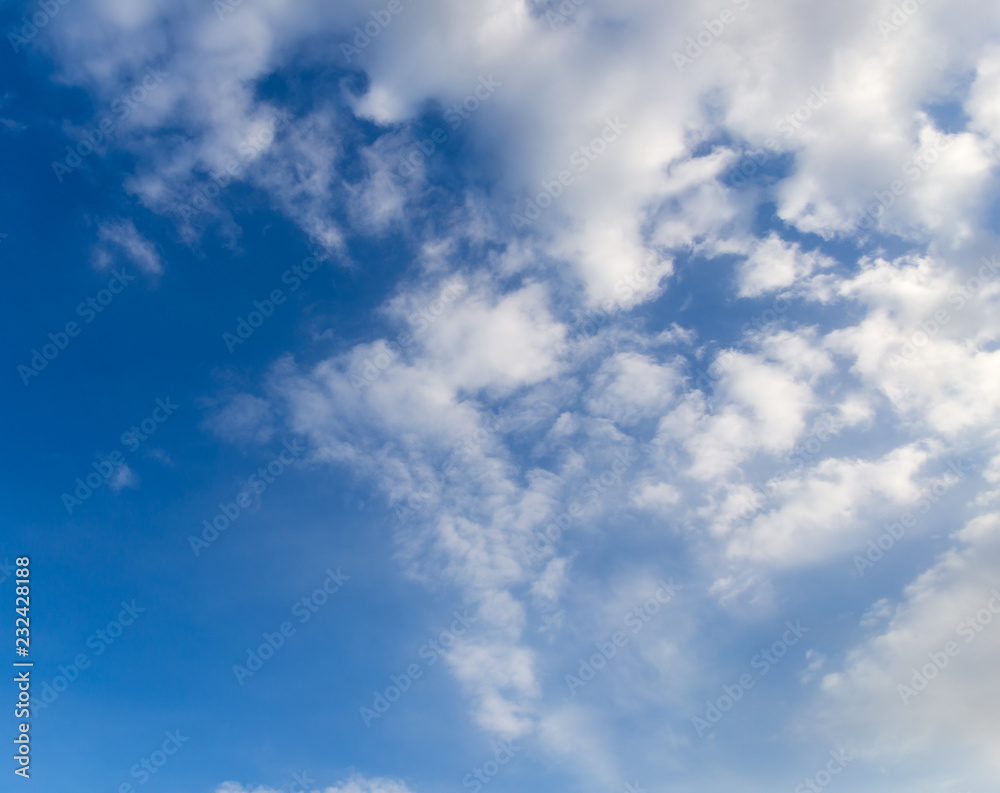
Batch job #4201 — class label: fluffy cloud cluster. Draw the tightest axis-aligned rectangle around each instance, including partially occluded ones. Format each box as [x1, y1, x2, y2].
[30, 0, 1000, 787]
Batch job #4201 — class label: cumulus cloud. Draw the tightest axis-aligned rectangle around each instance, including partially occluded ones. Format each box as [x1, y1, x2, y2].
[33, 0, 1000, 786]
[818, 511, 1000, 774]
[736, 232, 834, 297]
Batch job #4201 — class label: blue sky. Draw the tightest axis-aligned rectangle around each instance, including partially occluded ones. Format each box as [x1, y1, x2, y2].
[2, 1, 1000, 792]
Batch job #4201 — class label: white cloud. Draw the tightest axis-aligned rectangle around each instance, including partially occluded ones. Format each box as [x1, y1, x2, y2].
[36, 0, 1000, 786]
[94, 217, 163, 276]
[736, 232, 834, 297]
[722, 443, 933, 567]
[108, 462, 139, 492]
[819, 511, 1000, 776]
[584, 352, 683, 426]
[215, 776, 417, 793]
[656, 331, 833, 482]
[202, 393, 275, 445]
